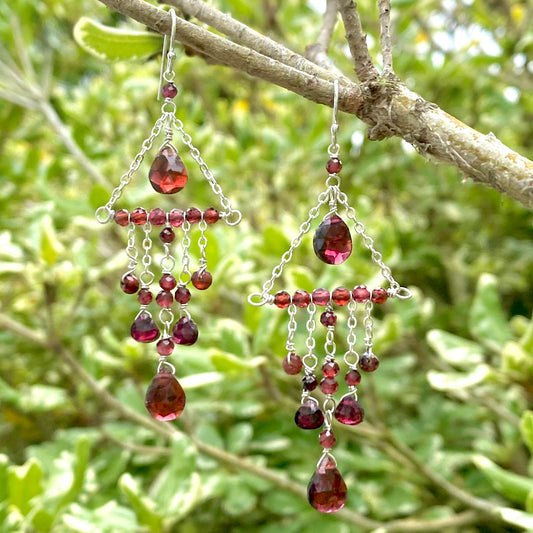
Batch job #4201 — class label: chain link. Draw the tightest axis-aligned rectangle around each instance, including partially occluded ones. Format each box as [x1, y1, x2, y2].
[172, 116, 242, 225]
[160, 229, 175, 274]
[344, 299, 360, 368]
[285, 304, 297, 352]
[197, 217, 208, 271]
[302, 303, 318, 372]
[179, 220, 192, 285]
[140, 223, 154, 286]
[363, 300, 374, 350]
[125, 222, 138, 273]
[324, 324, 336, 358]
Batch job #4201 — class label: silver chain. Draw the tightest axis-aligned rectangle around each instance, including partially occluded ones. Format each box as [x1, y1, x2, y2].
[302, 303, 318, 404]
[172, 116, 242, 226]
[197, 217, 208, 271]
[179, 220, 192, 285]
[140, 223, 154, 287]
[363, 300, 374, 350]
[285, 304, 297, 353]
[344, 299, 359, 368]
[125, 222, 138, 273]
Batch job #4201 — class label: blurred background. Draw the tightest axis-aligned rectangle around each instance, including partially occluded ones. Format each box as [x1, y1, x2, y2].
[1, 0, 533, 531]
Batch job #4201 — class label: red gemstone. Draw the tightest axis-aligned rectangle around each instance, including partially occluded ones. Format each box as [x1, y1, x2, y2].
[185, 207, 202, 223]
[137, 288, 153, 305]
[352, 285, 370, 302]
[326, 157, 342, 174]
[157, 338, 175, 356]
[313, 215, 352, 265]
[312, 288, 330, 306]
[372, 287, 389, 304]
[282, 353, 303, 375]
[320, 377, 338, 395]
[295, 400, 324, 429]
[149, 208, 166, 226]
[319, 430, 337, 449]
[332, 287, 351, 306]
[204, 207, 219, 224]
[175, 285, 191, 304]
[322, 361, 339, 378]
[120, 273, 139, 294]
[161, 82, 178, 99]
[345, 369, 361, 386]
[156, 290, 174, 308]
[191, 270, 212, 290]
[131, 312, 160, 343]
[302, 374, 318, 391]
[159, 274, 177, 291]
[320, 310, 337, 327]
[293, 290, 311, 308]
[172, 316, 198, 345]
[169, 208, 184, 227]
[308, 458, 347, 513]
[274, 291, 291, 309]
[160, 227, 175, 243]
[334, 396, 364, 425]
[149, 146, 188, 194]
[131, 207, 148, 225]
[360, 351, 379, 372]
[145, 371, 186, 421]
[114, 209, 130, 226]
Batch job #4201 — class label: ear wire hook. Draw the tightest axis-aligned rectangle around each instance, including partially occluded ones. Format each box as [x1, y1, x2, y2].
[158, 8, 178, 100]
[328, 79, 340, 157]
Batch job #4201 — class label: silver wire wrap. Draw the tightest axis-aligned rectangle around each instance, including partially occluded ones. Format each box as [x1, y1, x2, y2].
[160, 227, 176, 274]
[140, 222, 154, 287]
[158, 308, 174, 339]
[301, 303, 318, 404]
[285, 303, 298, 354]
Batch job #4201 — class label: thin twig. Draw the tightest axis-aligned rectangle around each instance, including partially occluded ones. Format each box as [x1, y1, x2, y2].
[377, 0, 394, 75]
[336, 0, 379, 82]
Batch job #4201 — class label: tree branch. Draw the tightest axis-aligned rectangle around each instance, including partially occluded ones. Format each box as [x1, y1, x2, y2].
[377, 0, 393, 75]
[336, 0, 380, 82]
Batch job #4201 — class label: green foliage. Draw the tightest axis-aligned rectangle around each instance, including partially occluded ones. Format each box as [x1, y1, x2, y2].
[1, 0, 533, 532]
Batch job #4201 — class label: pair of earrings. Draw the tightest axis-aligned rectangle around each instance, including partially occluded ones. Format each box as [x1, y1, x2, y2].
[96, 10, 411, 514]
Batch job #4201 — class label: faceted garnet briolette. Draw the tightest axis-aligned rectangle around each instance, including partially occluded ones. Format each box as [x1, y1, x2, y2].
[145, 371, 186, 421]
[149, 145, 188, 194]
[131, 312, 160, 343]
[172, 316, 199, 345]
[308, 456, 347, 513]
[295, 400, 324, 429]
[334, 396, 364, 425]
[313, 215, 352, 265]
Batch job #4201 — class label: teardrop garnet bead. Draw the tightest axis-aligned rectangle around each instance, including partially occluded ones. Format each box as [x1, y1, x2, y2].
[145, 371, 186, 421]
[149, 145, 188, 194]
[131, 312, 160, 343]
[295, 400, 324, 429]
[172, 316, 199, 345]
[313, 215, 352, 265]
[308, 456, 347, 513]
[334, 395, 364, 425]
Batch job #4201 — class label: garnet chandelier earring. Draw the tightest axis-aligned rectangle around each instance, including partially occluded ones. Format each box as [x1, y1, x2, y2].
[96, 10, 241, 423]
[248, 80, 411, 513]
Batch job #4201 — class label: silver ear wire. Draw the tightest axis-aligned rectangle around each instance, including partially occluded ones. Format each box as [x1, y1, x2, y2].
[158, 9, 178, 100]
[328, 80, 340, 157]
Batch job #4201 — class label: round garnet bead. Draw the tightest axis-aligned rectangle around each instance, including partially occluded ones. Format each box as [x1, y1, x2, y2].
[160, 227, 175, 243]
[372, 287, 389, 304]
[169, 209, 184, 227]
[145, 371, 186, 421]
[302, 374, 318, 391]
[274, 291, 291, 309]
[319, 430, 337, 449]
[282, 353, 303, 375]
[121, 273, 139, 294]
[156, 338, 175, 356]
[352, 285, 370, 302]
[137, 288, 153, 305]
[185, 207, 202, 223]
[320, 377, 338, 395]
[320, 310, 337, 327]
[130, 207, 148, 225]
[332, 287, 351, 306]
[326, 157, 342, 174]
[114, 209, 130, 226]
[156, 290, 174, 308]
[295, 400, 324, 430]
[191, 270, 212, 290]
[204, 207, 219, 224]
[161, 82, 178, 99]
[322, 361, 339, 378]
[345, 369, 361, 386]
[293, 290, 311, 308]
[159, 274, 177, 291]
[149, 208, 166, 226]
[175, 285, 191, 304]
[360, 351, 380, 372]
[312, 288, 330, 306]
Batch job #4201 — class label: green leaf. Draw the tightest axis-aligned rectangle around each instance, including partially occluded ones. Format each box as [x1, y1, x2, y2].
[40, 214, 64, 266]
[31, 508, 54, 532]
[57, 436, 91, 509]
[468, 273, 511, 350]
[427, 364, 491, 391]
[217, 319, 250, 358]
[73, 17, 162, 61]
[210, 350, 266, 373]
[527, 490, 533, 514]
[473, 455, 533, 504]
[426, 329, 484, 367]
[222, 481, 257, 516]
[226, 423, 253, 455]
[521, 411, 533, 455]
[179, 372, 223, 389]
[0, 455, 10, 503]
[19, 384, 70, 413]
[8, 459, 44, 515]
[119, 474, 163, 533]
[499, 508, 533, 529]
